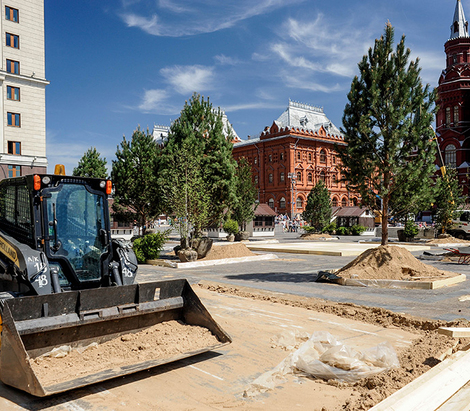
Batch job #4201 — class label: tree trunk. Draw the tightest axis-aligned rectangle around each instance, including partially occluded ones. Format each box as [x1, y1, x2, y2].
[381, 196, 389, 246]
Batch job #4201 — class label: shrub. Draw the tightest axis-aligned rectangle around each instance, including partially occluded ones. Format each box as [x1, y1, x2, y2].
[404, 220, 419, 238]
[223, 219, 239, 235]
[336, 226, 350, 235]
[132, 231, 170, 263]
[350, 224, 366, 235]
[322, 222, 337, 234]
[303, 226, 317, 234]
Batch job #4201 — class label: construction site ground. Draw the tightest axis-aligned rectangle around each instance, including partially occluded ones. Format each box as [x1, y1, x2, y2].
[1, 238, 470, 410]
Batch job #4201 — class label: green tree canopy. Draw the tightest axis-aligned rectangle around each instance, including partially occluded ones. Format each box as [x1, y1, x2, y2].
[73, 147, 108, 178]
[302, 181, 332, 231]
[158, 93, 237, 238]
[338, 23, 437, 245]
[232, 157, 258, 231]
[111, 127, 161, 233]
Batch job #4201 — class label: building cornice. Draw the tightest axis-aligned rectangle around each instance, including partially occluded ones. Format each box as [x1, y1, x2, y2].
[0, 154, 48, 167]
[0, 71, 49, 85]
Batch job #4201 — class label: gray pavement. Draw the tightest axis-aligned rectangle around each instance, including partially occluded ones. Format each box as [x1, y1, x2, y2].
[138, 236, 470, 322]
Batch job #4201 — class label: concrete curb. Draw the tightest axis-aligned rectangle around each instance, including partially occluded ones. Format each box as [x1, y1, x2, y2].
[147, 253, 278, 269]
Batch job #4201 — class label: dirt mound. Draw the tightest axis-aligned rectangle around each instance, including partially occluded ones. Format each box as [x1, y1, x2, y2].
[31, 320, 219, 386]
[336, 245, 460, 280]
[201, 242, 255, 261]
[300, 233, 333, 240]
[426, 236, 470, 245]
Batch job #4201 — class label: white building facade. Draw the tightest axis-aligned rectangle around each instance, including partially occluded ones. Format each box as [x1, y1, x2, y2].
[0, 0, 48, 179]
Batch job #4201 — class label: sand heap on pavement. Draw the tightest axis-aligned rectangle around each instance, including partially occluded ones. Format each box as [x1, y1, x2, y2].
[200, 243, 255, 261]
[336, 245, 460, 281]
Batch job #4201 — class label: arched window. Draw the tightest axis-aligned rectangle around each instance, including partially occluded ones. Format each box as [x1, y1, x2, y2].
[307, 172, 313, 183]
[320, 171, 326, 182]
[308, 152, 312, 161]
[352, 198, 358, 206]
[268, 198, 274, 209]
[268, 173, 273, 183]
[254, 175, 258, 184]
[320, 149, 326, 163]
[280, 197, 286, 209]
[268, 154, 272, 162]
[296, 197, 303, 209]
[332, 197, 338, 207]
[297, 151, 301, 161]
[446, 107, 451, 126]
[454, 106, 460, 124]
[445, 144, 456, 168]
[332, 174, 337, 185]
[280, 152, 284, 161]
[296, 171, 302, 181]
[254, 157, 258, 165]
[341, 198, 347, 207]
[280, 172, 285, 182]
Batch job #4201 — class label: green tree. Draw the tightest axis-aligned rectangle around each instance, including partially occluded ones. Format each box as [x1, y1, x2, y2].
[433, 167, 463, 233]
[73, 147, 108, 178]
[159, 93, 236, 238]
[232, 157, 258, 231]
[111, 127, 161, 234]
[302, 181, 331, 231]
[337, 23, 436, 245]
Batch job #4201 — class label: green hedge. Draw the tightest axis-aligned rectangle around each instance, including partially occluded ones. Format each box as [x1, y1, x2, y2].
[133, 231, 169, 263]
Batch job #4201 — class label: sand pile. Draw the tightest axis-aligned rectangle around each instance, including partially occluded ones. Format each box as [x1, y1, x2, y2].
[201, 243, 255, 261]
[336, 245, 460, 281]
[426, 235, 470, 245]
[300, 233, 333, 240]
[30, 320, 219, 386]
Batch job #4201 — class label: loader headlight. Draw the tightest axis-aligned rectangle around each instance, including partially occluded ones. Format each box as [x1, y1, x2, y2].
[100, 181, 106, 189]
[42, 176, 51, 185]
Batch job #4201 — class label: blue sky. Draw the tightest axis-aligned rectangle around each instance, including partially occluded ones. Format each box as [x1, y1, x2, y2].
[45, 0, 459, 173]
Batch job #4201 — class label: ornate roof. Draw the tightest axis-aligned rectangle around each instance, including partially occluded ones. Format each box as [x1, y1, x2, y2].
[274, 100, 343, 136]
[450, 0, 469, 39]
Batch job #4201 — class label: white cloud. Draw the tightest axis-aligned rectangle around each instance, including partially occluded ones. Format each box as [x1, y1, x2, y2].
[138, 89, 168, 111]
[160, 65, 215, 94]
[223, 101, 285, 112]
[214, 54, 240, 66]
[119, 0, 304, 37]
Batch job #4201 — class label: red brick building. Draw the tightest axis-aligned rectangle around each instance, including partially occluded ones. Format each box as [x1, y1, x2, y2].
[436, 0, 470, 196]
[232, 100, 358, 217]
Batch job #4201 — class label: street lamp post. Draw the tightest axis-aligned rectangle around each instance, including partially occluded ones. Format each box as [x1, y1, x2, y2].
[288, 172, 297, 220]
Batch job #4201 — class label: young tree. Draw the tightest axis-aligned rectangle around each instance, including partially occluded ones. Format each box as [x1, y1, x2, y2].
[111, 127, 161, 234]
[302, 181, 332, 231]
[159, 93, 237, 238]
[433, 168, 464, 234]
[338, 23, 436, 245]
[73, 147, 108, 178]
[232, 157, 258, 231]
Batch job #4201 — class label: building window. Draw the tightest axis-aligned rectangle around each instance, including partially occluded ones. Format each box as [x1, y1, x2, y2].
[296, 197, 303, 209]
[446, 107, 451, 126]
[341, 198, 347, 207]
[7, 112, 20, 127]
[268, 198, 274, 209]
[280, 172, 285, 182]
[280, 152, 284, 161]
[297, 152, 301, 161]
[320, 149, 326, 163]
[333, 155, 336, 165]
[307, 172, 313, 183]
[268, 154, 272, 162]
[254, 175, 258, 184]
[268, 173, 273, 183]
[445, 144, 457, 168]
[320, 171, 326, 182]
[332, 174, 337, 185]
[308, 152, 312, 161]
[296, 171, 302, 181]
[7, 85, 19, 101]
[6, 33, 19, 49]
[280, 197, 286, 209]
[454, 106, 459, 124]
[332, 197, 338, 207]
[5, 6, 18, 23]
[6, 59, 19, 74]
[254, 157, 257, 165]
[8, 165, 20, 177]
[7, 141, 20, 155]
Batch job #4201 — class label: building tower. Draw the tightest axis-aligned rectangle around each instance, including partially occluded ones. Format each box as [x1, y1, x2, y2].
[436, 0, 470, 196]
[0, 0, 48, 179]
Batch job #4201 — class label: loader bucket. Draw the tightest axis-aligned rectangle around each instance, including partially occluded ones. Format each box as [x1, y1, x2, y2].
[0, 279, 231, 397]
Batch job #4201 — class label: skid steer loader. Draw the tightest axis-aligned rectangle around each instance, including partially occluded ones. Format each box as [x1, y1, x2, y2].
[0, 170, 230, 396]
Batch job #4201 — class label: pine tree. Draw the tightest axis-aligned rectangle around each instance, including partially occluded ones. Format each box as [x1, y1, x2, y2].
[302, 181, 331, 231]
[433, 168, 464, 233]
[158, 93, 237, 238]
[338, 23, 436, 245]
[73, 147, 108, 178]
[232, 157, 258, 231]
[111, 127, 161, 233]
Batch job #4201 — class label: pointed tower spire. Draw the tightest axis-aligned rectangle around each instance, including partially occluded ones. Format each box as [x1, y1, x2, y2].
[451, 0, 469, 39]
